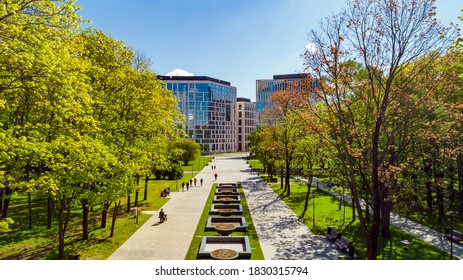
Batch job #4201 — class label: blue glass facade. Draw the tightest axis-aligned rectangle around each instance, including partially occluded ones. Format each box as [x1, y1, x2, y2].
[256, 74, 312, 121]
[160, 76, 237, 154]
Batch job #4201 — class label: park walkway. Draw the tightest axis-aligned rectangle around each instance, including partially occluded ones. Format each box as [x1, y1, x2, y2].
[108, 160, 217, 259]
[108, 154, 340, 260]
[108, 154, 462, 260]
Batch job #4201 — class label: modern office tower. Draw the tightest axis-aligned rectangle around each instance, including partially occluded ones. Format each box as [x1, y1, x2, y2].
[236, 97, 257, 152]
[256, 73, 309, 120]
[159, 76, 237, 154]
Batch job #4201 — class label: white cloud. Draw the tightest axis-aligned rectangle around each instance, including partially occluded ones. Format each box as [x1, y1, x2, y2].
[166, 68, 194, 76]
[305, 42, 317, 53]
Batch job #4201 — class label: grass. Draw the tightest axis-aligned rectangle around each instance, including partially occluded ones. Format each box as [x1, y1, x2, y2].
[185, 183, 265, 260]
[396, 207, 463, 235]
[0, 156, 212, 260]
[247, 159, 264, 170]
[269, 182, 452, 259]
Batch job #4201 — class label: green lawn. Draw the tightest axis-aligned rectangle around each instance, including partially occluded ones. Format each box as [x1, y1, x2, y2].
[185, 183, 265, 260]
[269, 182, 452, 259]
[0, 156, 212, 260]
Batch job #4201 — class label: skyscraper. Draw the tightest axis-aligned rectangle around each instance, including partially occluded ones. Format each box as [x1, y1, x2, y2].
[256, 73, 309, 120]
[159, 76, 237, 154]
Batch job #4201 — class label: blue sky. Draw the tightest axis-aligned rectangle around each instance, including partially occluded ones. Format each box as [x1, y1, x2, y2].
[75, 0, 462, 101]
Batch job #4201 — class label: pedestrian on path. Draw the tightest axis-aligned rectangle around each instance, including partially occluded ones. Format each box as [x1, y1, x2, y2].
[214, 173, 218, 181]
[181, 182, 185, 191]
[194, 177, 197, 186]
[200, 178, 203, 186]
[189, 179, 192, 186]
[186, 182, 189, 191]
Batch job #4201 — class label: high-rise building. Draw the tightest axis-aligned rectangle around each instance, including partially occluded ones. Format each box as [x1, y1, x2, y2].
[236, 97, 257, 152]
[256, 73, 309, 120]
[159, 76, 237, 154]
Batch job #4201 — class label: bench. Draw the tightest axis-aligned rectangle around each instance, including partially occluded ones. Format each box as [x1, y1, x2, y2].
[445, 229, 463, 243]
[326, 227, 355, 257]
[326, 227, 341, 242]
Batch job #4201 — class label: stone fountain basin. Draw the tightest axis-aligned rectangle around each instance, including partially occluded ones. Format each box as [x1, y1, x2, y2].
[215, 188, 239, 195]
[217, 183, 238, 188]
[213, 195, 240, 203]
[197, 236, 251, 259]
[205, 216, 246, 231]
[210, 204, 243, 215]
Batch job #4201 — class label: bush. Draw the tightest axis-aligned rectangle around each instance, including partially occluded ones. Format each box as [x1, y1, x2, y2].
[166, 164, 183, 180]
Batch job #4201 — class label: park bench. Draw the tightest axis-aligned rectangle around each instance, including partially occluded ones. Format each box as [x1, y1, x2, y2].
[334, 235, 355, 256]
[326, 227, 341, 242]
[326, 227, 355, 257]
[445, 229, 463, 244]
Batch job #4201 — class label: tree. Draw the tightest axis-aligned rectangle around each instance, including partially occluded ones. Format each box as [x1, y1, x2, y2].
[174, 138, 200, 166]
[260, 84, 308, 196]
[303, 0, 455, 259]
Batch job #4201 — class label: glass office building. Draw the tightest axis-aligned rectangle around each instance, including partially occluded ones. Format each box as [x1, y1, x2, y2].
[159, 76, 237, 154]
[256, 73, 309, 120]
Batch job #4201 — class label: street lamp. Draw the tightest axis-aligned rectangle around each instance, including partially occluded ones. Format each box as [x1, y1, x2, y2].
[401, 239, 411, 259]
[448, 211, 455, 260]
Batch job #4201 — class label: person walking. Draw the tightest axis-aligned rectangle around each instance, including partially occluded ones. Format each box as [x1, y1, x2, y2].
[186, 182, 189, 191]
[194, 177, 197, 187]
[159, 208, 166, 223]
[181, 182, 185, 192]
[214, 173, 218, 181]
[200, 178, 203, 186]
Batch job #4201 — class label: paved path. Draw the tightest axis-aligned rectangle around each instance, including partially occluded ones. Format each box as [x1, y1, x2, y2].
[108, 160, 217, 259]
[108, 154, 340, 260]
[109, 154, 461, 260]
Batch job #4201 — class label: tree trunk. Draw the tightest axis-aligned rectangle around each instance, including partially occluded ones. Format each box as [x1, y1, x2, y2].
[343, 188, 346, 224]
[126, 195, 131, 213]
[424, 160, 433, 211]
[135, 190, 139, 211]
[1, 186, 12, 219]
[285, 159, 291, 197]
[110, 201, 121, 238]
[366, 226, 379, 260]
[370, 120, 383, 260]
[143, 175, 149, 201]
[436, 177, 444, 225]
[338, 189, 342, 211]
[380, 200, 392, 239]
[82, 198, 89, 240]
[300, 178, 312, 218]
[458, 153, 463, 221]
[58, 196, 67, 259]
[0, 189, 3, 215]
[101, 202, 110, 228]
[28, 192, 32, 229]
[47, 195, 54, 229]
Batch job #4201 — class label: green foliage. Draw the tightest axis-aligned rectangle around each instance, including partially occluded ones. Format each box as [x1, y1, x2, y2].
[165, 163, 183, 180]
[0, 0, 184, 257]
[173, 138, 200, 166]
[0, 218, 14, 231]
